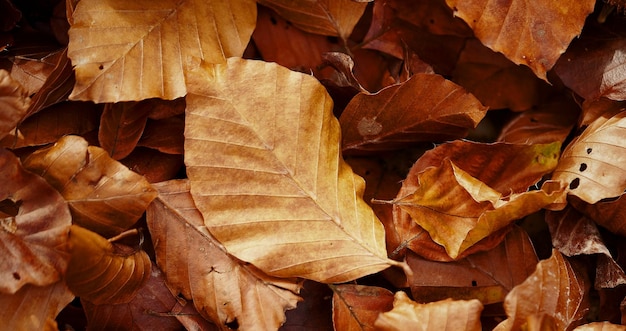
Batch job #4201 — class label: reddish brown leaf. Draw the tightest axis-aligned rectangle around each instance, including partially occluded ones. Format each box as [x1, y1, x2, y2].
[0, 0, 20, 32]
[579, 98, 625, 128]
[137, 116, 184, 155]
[9, 50, 64, 96]
[122, 147, 184, 183]
[331, 284, 394, 331]
[374, 291, 483, 331]
[22, 135, 157, 238]
[446, 0, 595, 81]
[340, 73, 487, 153]
[0, 147, 71, 294]
[571, 195, 626, 238]
[494, 250, 588, 331]
[280, 281, 334, 331]
[25, 48, 76, 118]
[98, 100, 152, 160]
[0, 69, 30, 140]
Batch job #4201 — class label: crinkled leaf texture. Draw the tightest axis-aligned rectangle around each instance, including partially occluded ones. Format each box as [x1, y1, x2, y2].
[146, 179, 302, 330]
[184, 58, 398, 283]
[0, 148, 71, 294]
[374, 291, 483, 331]
[68, 0, 256, 102]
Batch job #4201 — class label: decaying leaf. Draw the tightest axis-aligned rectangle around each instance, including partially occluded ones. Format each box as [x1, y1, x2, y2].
[331, 284, 394, 331]
[494, 250, 588, 331]
[185, 58, 402, 283]
[0, 148, 71, 294]
[146, 179, 302, 330]
[22, 135, 157, 238]
[0, 69, 30, 141]
[374, 291, 483, 331]
[67, 0, 257, 102]
[65, 225, 151, 305]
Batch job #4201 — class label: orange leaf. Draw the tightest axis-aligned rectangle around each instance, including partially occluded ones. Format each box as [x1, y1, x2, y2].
[146, 179, 302, 330]
[0, 147, 71, 294]
[331, 284, 394, 331]
[67, 0, 256, 102]
[185, 58, 401, 283]
[0, 69, 30, 140]
[65, 225, 151, 305]
[445, 0, 595, 81]
[374, 291, 483, 331]
[494, 250, 588, 331]
[340, 73, 487, 153]
[22, 135, 157, 238]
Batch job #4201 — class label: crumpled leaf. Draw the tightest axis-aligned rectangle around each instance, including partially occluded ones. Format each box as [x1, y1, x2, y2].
[445, 0, 595, 81]
[552, 110, 626, 204]
[494, 250, 588, 331]
[394, 158, 563, 259]
[67, 0, 257, 102]
[0, 281, 74, 331]
[146, 179, 302, 330]
[98, 100, 153, 160]
[257, 0, 367, 40]
[23, 135, 157, 238]
[185, 58, 401, 283]
[65, 225, 151, 305]
[331, 284, 394, 331]
[0, 147, 71, 294]
[374, 291, 483, 331]
[0, 69, 30, 141]
[340, 73, 487, 153]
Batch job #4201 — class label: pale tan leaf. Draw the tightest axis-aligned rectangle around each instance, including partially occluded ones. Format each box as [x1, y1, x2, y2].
[68, 0, 257, 102]
[185, 58, 400, 283]
[0, 69, 30, 140]
[574, 322, 626, 331]
[374, 291, 483, 331]
[147, 179, 302, 330]
[22, 135, 157, 238]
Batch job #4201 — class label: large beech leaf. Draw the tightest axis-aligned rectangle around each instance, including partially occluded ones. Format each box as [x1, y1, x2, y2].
[374, 291, 483, 331]
[65, 225, 151, 305]
[494, 250, 588, 331]
[331, 284, 394, 331]
[340, 73, 487, 153]
[22, 135, 157, 238]
[0, 148, 71, 294]
[257, 0, 367, 40]
[552, 111, 626, 204]
[394, 159, 563, 259]
[445, 0, 595, 81]
[184, 58, 400, 283]
[67, 0, 256, 103]
[0, 69, 30, 140]
[146, 179, 302, 330]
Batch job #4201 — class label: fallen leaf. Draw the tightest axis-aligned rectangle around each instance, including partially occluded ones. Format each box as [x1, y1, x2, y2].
[331, 284, 394, 331]
[9, 50, 63, 96]
[579, 98, 625, 128]
[0, 69, 30, 140]
[445, 0, 595, 80]
[574, 322, 626, 331]
[374, 291, 483, 331]
[570, 195, 626, 238]
[185, 58, 401, 283]
[0, 147, 71, 294]
[493, 250, 588, 331]
[340, 73, 487, 153]
[23, 135, 157, 238]
[146, 179, 302, 330]
[65, 225, 151, 305]
[98, 100, 153, 160]
[68, 0, 257, 102]
[122, 147, 184, 183]
[280, 280, 334, 331]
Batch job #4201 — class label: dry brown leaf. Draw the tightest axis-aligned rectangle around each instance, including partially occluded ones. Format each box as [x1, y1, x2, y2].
[257, 0, 367, 40]
[570, 195, 626, 238]
[331, 284, 394, 331]
[67, 0, 256, 102]
[147, 179, 302, 330]
[0, 281, 74, 331]
[0, 69, 30, 140]
[9, 50, 64, 96]
[552, 110, 626, 204]
[574, 322, 626, 331]
[494, 250, 588, 331]
[23, 135, 157, 238]
[98, 100, 153, 160]
[280, 281, 334, 330]
[137, 116, 184, 155]
[0, 147, 71, 294]
[185, 58, 401, 283]
[25, 48, 76, 118]
[122, 147, 184, 183]
[445, 0, 595, 81]
[374, 291, 483, 331]
[65, 225, 151, 305]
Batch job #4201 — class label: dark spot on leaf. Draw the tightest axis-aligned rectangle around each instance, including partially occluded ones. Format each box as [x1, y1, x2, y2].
[471, 280, 477, 287]
[270, 16, 277, 25]
[98, 64, 104, 70]
[587, 148, 592, 154]
[569, 178, 580, 189]
[225, 318, 239, 330]
[327, 36, 339, 44]
[579, 163, 587, 172]
[12, 272, 20, 280]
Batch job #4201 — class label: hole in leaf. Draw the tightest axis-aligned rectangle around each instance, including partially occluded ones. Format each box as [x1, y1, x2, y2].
[12, 272, 20, 280]
[225, 318, 239, 330]
[569, 178, 580, 189]
[579, 163, 587, 172]
[0, 199, 20, 217]
[471, 280, 477, 287]
[98, 64, 104, 70]
[587, 148, 592, 154]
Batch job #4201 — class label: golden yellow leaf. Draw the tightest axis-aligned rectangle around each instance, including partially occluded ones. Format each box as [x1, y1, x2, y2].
[184, 58, 400, 283]
[67, 0, 256, 102]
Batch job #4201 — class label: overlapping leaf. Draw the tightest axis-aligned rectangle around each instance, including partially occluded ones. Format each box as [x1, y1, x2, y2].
[0, 69, 30, 140]
[185, 58, 400, 283]
[67, 0, 257, 102]
[445, 0, 595, 80]
[23, 135, 157, 238]
[331, 284, 394, 331]
[98, 100, 152, 160]
[146, 179, 302, 330]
